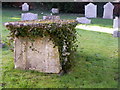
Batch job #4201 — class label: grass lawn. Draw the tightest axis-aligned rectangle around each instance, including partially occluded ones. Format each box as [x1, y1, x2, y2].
[1, 8, 118, 88]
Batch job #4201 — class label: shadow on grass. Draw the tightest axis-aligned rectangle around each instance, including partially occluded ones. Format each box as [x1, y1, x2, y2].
[2, 47, 118, 88]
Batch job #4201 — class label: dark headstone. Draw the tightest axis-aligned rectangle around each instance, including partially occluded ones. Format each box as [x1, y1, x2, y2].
[0, 44, 2, 48]
[0, 43, 6, 48]
[113, 30, 120, 37]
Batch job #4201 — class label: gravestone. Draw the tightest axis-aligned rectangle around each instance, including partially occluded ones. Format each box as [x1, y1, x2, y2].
[113, 17, 120, 29]
[21, 13, 38, 21]
[14, 37, 61, 73]
[0, 40, 2, 48]
[4, 20, 77, 73]
[43, 15, 60, 20]
[103, 2, 114, 19]
[51, 8, 59, 14]
[113, 17, 120, 37]
[0, 39, 5, 48]
[113, 30, 120, 37]
[76, 17, 91, 24]
[85, 3, 97, 18]
[22, 3, 29, 11]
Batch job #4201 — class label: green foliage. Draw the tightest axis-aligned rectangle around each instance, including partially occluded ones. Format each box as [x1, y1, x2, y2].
[5, 19, 78, 72]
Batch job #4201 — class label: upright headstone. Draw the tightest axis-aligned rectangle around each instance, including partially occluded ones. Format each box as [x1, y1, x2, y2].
[113, 17, 120, 37]
[22, 3, 29, 11]
[51, 8, 59, 14]
[103, 2, 114, 19]
[85, 3, 97, 18]
[113, 17, 120, 29]
[21, 13, 38, 21]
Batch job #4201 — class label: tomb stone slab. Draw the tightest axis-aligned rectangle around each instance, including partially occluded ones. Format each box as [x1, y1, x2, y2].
[76, 17, 91, 24]
[21, 13, 38, 21]
[14, 37, 61, 73]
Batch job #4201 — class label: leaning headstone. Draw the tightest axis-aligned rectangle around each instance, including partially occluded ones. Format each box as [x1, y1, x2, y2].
[85, 3, 97, 18]
[22, 3, 29, 11]
[21, 13, 38, 21]
[51, 8, 59, 14]
[103, 2, 114, 19]
[43, 15, 60, 20]
[76, 17, 91, 24]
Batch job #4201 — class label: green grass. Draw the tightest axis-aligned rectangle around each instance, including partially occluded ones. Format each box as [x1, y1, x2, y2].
[90, 18, 113, 28]
[1, 8, 118, 88]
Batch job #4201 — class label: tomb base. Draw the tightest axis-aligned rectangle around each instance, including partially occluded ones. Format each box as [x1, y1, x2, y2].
[14, 36, 62, 73]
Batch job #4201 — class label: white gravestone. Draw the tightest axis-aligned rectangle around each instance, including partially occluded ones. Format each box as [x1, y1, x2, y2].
[103, 2, 114, 19]
[22, 3, 29, 11]
[85, 3, 97, 18]
[113, 17, 120, 37]
[51, 8, 59, 14]
[113, 17, 120, 30]
[21, 13, 38, 21]
[76, 17, 91, 24]
[43, 16, 60, 20]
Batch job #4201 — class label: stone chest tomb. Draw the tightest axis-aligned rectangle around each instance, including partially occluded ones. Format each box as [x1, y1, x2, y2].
[4, 20, 78, 73]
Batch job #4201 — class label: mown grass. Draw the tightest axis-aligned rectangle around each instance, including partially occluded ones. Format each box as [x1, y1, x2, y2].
[1, 8, 118, 88]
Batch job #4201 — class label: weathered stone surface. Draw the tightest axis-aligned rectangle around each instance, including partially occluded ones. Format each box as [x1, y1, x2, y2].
[85, 3, 97, 18]
[113, 17, 120, 30]
[14, 36, 62, 73]
[43, 15, 60, 20]
[0, 44, 2, 48]
[76, 17, 91, 24]
[51, 8, 59, 14]
[21, 13, 38, 21]
[22, 3, 29, 11]
[0, 40, 5, 48]
[113, 30, 120, 37]
[103, 2, 114, 19]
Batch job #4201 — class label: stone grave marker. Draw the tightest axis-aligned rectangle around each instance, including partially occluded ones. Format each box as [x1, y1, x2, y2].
[76, 17, 91, 24]
[4, 20, 77, 73]
[103, 2, 114, 19]
[113, 17, 120, 37]
[85, 3, 97, 18]
[113, 17, 120, 29]
[0, 40, 2, 48]
[43, 15, 60, 20]
[14, 36, 61, 73]
[51, 8, 59, 14]
[21, 13, 38, 21]
[113, 30, 120, 37]
[22, 3, 29, 11]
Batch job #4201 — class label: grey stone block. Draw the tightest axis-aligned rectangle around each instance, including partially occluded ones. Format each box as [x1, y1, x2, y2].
[0, 44, 2, 48]
[0, 43, 6, 48]
[113, 31, 120, 37]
